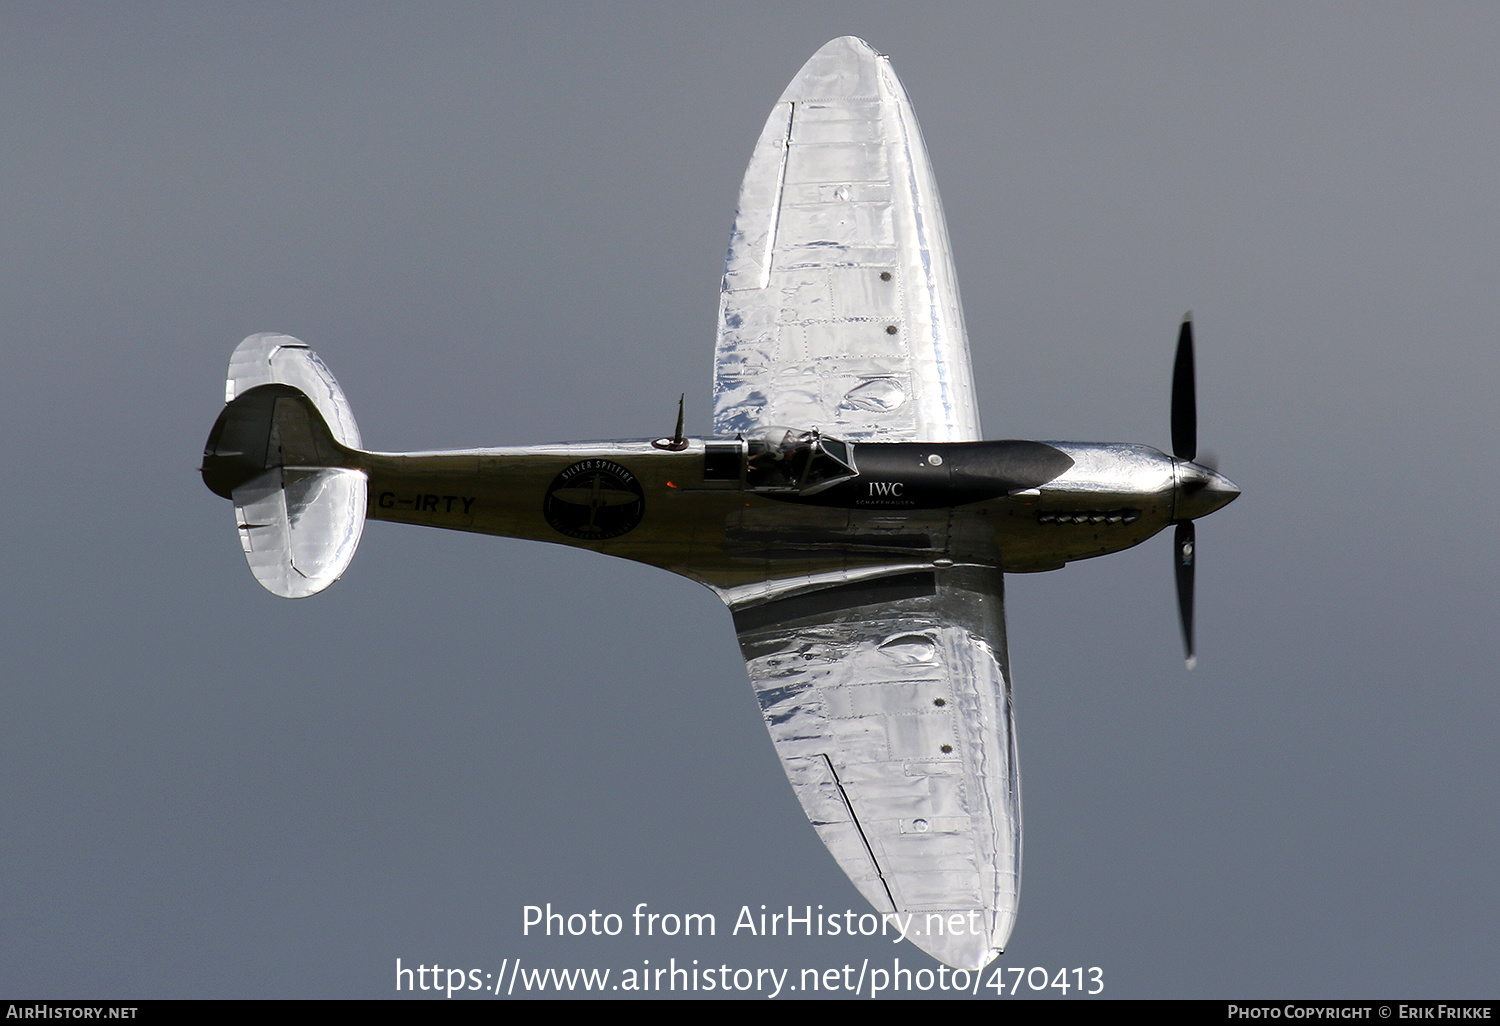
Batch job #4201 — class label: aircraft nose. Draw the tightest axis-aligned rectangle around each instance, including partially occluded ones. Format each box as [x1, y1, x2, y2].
[1175, 462, 1240, 522]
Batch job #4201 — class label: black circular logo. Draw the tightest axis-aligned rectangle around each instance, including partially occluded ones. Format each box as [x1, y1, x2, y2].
[543, 459, 645, 540]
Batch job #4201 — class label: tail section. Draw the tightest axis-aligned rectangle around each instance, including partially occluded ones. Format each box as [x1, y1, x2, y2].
[202, 334, 367, 598]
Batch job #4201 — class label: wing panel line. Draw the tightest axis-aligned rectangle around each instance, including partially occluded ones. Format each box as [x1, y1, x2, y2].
[821, 753, 898, 911]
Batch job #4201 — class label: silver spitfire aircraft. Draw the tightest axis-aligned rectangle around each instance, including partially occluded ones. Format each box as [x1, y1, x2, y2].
[202, 37, 1238, 969]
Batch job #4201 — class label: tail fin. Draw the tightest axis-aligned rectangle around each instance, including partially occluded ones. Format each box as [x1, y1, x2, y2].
[202, 334, 367, 598]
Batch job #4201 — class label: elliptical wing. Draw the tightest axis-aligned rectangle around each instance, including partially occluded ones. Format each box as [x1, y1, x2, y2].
[714, 37, 981, 443]
[730, 564, 1020, 969]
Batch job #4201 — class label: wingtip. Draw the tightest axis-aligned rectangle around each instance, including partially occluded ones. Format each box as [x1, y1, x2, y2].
[900, 908, 1013, 970]
[822, 34, 877, 51]
[784, 37, 884, 102]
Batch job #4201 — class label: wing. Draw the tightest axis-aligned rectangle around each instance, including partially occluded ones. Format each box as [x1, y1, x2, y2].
[714, 36, 981, 443]
[730, 565, 1020, 969]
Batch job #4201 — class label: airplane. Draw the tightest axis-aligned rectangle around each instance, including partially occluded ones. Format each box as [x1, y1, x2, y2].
[200, 36, 1238, 970]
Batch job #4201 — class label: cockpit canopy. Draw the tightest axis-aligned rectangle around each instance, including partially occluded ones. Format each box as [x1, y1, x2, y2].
[744, 428, 857, 494]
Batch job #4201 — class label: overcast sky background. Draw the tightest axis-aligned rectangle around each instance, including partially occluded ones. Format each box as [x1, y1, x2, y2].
[3, 2, 1497, 1000]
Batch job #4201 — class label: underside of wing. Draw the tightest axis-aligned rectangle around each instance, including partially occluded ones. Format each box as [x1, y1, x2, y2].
[714, 37, 981, 444]
[729, 564, 1020, 969]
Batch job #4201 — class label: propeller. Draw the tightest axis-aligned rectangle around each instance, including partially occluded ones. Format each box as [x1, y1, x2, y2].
[1171, 315, 1196, 462]
[1168, 312, 1224, 671]
[1174, 520, 1196, 671]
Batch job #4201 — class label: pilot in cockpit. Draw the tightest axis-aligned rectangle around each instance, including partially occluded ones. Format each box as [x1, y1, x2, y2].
[745, 428, 856, 493]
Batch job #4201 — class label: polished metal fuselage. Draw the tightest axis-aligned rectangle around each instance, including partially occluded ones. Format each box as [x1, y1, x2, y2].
[360, 438, 1206, 596]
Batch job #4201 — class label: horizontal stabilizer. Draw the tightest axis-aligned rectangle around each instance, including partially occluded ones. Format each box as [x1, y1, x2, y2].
[233, 466, 366, 599]
[227, 332, 362, 448]
[203, 335, 366, 598]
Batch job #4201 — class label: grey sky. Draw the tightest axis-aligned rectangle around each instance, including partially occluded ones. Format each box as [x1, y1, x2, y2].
[3, 2, 1497, 998]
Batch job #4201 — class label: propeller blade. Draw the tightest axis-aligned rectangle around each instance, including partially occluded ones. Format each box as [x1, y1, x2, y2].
[1174, 520, 1196, 670]
[1171, 314, 1197, 461]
